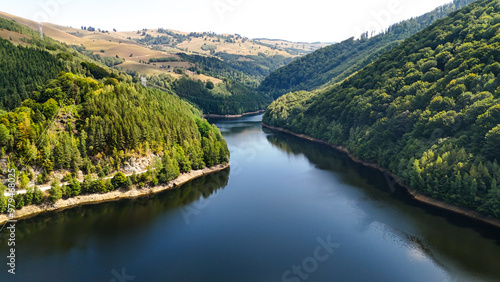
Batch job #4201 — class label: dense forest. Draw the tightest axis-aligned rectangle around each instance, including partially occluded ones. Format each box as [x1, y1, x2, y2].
[172, 77, 269, 115]
[0, 20, 229, 210]
[259, 0, 477, 99]
[148, 73, 271, 115]
[0, 38, 64, 109]
[0, 72, 229, 210]
[0, 17, 126, 111]
[264, 0, 500, 218]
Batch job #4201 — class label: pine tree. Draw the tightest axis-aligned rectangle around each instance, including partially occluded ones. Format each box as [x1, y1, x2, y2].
[48, 180, 62, 202]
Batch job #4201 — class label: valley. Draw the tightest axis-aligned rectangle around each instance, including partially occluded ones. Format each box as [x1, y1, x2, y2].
[0, 0, 499, 280]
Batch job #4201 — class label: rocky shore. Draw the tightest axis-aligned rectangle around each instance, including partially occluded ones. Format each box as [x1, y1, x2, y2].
[0, 163, 229, 225]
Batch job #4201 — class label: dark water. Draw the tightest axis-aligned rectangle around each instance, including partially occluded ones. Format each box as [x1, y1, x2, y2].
[1, 114, 500, 282]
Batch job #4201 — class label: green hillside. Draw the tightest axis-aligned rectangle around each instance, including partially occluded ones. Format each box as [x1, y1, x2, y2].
[0, 17, 128, 111]
[264, 0, 500, 218]
[0, 20, 229, 210]
[147, 53, 274, 115]
[259, 0, 476, 99]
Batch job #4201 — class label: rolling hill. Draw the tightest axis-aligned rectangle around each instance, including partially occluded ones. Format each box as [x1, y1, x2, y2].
[264, 0, 500, 218]
[0, 11, 286, 115]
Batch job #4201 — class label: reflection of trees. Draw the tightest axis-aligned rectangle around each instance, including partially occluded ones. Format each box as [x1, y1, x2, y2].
[267, 130, 500, 278]
[265, 131, 397, 194]
[2, 168, 230, 251]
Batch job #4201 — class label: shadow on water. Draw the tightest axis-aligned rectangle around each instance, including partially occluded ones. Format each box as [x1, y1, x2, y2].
[0, 168, 230, 253]
[207, 114, 263, 133]
[265, 129, 500, 280]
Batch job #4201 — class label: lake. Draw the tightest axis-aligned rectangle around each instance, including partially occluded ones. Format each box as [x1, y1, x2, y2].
[1, 114, 499, 281]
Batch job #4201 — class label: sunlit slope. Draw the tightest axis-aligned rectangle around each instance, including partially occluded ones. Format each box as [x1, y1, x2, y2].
[264, 0, 500, 218]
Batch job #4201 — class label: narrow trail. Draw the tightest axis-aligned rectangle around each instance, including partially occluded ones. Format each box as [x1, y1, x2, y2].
[6, 169, 150, 196]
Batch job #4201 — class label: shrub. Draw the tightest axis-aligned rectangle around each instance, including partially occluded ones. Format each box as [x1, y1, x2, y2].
[33, 187, 45, 204]
[112, 172, 127, 189]
[205, 80, 215, 89]
[48, 180, 62, 202]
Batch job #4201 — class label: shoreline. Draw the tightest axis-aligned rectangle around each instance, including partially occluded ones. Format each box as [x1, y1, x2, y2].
[262, 123, 500, 229]
[0, 163, 229, 225]
[203, 110, 265, 119]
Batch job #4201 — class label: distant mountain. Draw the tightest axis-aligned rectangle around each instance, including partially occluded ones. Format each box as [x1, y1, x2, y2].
[259, 0, 477, 99]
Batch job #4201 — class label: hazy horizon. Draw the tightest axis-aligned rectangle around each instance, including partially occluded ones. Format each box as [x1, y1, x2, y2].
[2, 0, 453, 43]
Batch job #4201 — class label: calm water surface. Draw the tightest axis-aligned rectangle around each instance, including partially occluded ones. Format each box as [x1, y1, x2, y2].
[1, 114, 500, 281]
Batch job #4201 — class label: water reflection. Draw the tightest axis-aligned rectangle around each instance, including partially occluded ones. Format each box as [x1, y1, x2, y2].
[0, 168, 230, 252]
[1, 113, 500, 281]
[265, 131, 399, 194]
[265, 128, 500, 280]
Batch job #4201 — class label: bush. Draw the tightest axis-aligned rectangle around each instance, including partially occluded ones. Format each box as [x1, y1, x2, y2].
[33, 187, 45, 204]
[0, 185, 6, 213]
[95, 179, 107, 193]
[62, 173, 72, 182]
[69, 179, 81, 196]
[48, 180, 62, 203]
[123, 177, 132, 190]
[24, 188, 34, 206]
[63, 185, 72, 199]
[112, 172, 127, 189]
[20, 173, 29, 190]
[130, 172, 138, 184]
[14, 194, 25, 209]
[158, 173, 169, 184]
[105, 179, 114, 192]
[151, 176, 159, 187]
[205, 80, 215, 89]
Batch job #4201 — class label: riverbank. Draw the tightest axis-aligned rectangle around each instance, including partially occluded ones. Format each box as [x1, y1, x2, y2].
[262, 123, 500, 229]
[203, 110, 265, 119]
[0, 163, 229, 225]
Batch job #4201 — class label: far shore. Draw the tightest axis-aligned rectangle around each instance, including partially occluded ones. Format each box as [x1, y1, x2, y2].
[0, 163, 229, 225]
[262, 123, 500, 229]
[203, 110, 265, 119]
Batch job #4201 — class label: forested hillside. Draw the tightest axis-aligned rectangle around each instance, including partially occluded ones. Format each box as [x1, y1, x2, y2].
[0, 20, 229, 210]
[172, 77, 270, 115]
[259, 0, 476, 99]
[0, 38, 63, 109]
[148, 53, 274, 115]
[264, 0, 500, 218]
[0, 17, 126, 111]
[148, 72, 271, 115]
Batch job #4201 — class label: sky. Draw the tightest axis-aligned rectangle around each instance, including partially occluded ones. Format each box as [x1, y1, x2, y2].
[1, 0, 454, 43]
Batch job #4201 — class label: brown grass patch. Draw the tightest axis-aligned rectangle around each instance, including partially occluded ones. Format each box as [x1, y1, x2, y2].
[0, 29, 31, 45]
